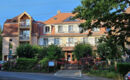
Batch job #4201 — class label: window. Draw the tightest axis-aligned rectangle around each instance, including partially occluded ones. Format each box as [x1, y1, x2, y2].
[68, 38, 74, 44]
[64, 16, 79, 22]
[106, 28, 111, 32]
[95, 37, 99, 44]
[93, 28, 100, 32]
[43, 38, 48, 46]
[58, 26, 63, 32]
[83, 37, 88, 43]
[20, 30, 30, 40]
[26, 19, 30, 26]
[68, 25, 73, 32]
[9, 39, 12, 42]
[54, 38, 60, 45]
[45, 26, 50, 33]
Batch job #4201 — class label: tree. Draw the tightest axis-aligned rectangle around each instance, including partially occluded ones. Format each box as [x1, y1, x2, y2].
[0, 25, 2, 60]
[46, 44, 63, 61]
[37, 47, 47, 60]
[74, 43, 92, 61]
[16, 44, 38, 58]
[97, 41, 123, 60]
[73, 0, 130, 53]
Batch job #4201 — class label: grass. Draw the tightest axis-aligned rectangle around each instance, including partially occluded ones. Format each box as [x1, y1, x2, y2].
[83, 70, 124, 80]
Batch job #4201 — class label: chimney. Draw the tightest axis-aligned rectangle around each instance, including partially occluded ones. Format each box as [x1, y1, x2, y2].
[57, 10, 61, 14]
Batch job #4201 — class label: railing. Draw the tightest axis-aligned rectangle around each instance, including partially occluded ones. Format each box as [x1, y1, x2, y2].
[19, 22, 30, 28]
[19, 35, 30, 41]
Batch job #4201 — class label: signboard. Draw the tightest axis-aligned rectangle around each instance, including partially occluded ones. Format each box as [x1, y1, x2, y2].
[48, 61, 55, 67]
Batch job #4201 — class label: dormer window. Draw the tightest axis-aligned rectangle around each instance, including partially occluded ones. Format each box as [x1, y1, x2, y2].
[64, 16, 79, 22]
[54, 17, 57, 20]
[45, 26, 50, 33]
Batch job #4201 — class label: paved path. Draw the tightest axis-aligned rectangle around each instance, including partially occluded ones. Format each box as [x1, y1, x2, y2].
[54, 70, 82, 77]
[0, 71, 113, 80]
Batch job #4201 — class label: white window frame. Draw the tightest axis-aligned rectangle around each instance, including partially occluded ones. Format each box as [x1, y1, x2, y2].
[45, 26, 50, 33]
[58, 25, 63, 33]
[68, 38, 74, 44]
[43, 38, 48, 46]
[68, 25, 73, 32]
[54, 38, 60, 45]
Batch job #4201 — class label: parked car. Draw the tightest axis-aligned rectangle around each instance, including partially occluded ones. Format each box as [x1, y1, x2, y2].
[125, 71, 130, 80]
[0, 61, 6, 70]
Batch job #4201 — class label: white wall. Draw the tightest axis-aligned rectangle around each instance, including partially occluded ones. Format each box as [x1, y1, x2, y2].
[55, 24, 80, 33]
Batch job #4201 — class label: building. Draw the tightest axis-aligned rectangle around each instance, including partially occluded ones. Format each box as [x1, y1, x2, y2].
[2, 11, 106, 63]
[1, 12, 41, 61]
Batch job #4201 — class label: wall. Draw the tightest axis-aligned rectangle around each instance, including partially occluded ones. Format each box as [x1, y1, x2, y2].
[2, 37, 19, 60]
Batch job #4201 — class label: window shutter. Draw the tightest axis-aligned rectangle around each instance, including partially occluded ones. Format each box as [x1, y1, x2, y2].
[66, 38, 69, 46]
[55, 25, 58, 33]
[74, 38, 77, 46]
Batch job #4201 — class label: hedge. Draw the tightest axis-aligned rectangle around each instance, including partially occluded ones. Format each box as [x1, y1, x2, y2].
[15, 58, 37, 71]
[117, 63, 130, 75]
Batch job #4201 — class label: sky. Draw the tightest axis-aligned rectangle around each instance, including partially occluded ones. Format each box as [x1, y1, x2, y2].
[0, 0, 81, 28]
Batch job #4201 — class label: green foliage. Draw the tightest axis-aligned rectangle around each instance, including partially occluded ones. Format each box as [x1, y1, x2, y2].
[73, 0, 130, 51]
[39, 57, 49, 69]
[47, 44, 63, 60]
[37, 47, 47, 59]
[15, 58, 37, 70]
[97, 36, 123, 59]
[86, 70, 122, 79]
[117, 63, 130, 76]
[9, 43, 13, 49]
[16, 44, 39, 58]
[74, 43, 92, 60]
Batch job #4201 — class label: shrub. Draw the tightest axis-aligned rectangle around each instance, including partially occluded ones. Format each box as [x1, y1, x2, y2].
[74, 43, 92, 61]
[117, 63, 130, 75]
[39, 57, 49, 69]
[47, 44, 63, 60]
[16, 44, 39, 58]
[37, 47, 47, 59]
[15, 58, 37, 71]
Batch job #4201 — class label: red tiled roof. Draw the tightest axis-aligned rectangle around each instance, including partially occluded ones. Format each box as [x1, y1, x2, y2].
[44, 13, 85, 24]
[2, 23, 18, 36]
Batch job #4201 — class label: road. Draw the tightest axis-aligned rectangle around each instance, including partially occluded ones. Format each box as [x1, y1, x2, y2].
[0, 71, 113, 80]
[0, 71, 81, 80]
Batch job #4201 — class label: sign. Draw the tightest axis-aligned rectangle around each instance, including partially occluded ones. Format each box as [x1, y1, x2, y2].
[48, 61, 55, 67]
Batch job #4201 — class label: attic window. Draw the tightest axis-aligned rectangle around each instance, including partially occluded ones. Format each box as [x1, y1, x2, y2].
[64, 16, 79, 22]
[54, 17, 57, 20]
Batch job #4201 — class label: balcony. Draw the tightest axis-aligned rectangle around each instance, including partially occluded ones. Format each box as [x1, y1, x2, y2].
[19, 35, 30, 41]
[19, 23, 30, 28]
[66, 42, 75, 47]
[19, 20, 30, 28]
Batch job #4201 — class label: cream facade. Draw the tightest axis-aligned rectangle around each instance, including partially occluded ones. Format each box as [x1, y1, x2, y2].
[2, 11, 105, 62]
